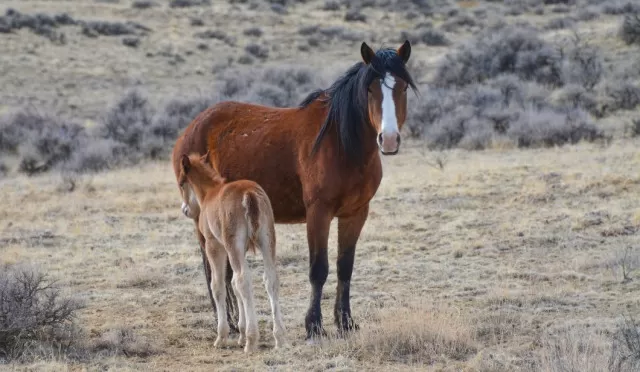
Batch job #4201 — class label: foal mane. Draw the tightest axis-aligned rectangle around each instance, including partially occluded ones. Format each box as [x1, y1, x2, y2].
[300, 47, 417, 164]
[186, 153, 226, 186]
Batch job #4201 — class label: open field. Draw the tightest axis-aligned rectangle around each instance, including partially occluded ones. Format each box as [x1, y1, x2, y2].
[3, 139, 640, 370]
[2, 0, 640, 370]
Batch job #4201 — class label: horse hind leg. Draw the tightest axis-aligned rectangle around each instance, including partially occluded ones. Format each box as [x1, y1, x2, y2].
[227, 231, 259, 353]
[258, 226, 286, 349]
[231, 270, 246, 346]
[206, 240, 230, 348]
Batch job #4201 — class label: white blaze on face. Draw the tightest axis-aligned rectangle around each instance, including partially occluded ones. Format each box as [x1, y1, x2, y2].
[379, 73, 399, 153]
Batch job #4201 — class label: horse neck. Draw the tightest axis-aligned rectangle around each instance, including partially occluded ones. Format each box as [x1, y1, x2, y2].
[187, 171, 224, 206]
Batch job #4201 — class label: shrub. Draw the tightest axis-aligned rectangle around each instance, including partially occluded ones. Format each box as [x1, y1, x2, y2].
[620, 12, 640, 45]
[0, 9, 71, 43]
[122, 37, 140, 47]
[245, 43, 269, 60]
[562, 35, 603, 91]
[0, 110, 89, 175]
[0, 265, 83, 362]
[131, 0, 157, 9]
[243, 27, 263, 37]
[602, 2, 640, 15]
[323, 0, 340, 10]
[401, 28, 450, 47]
[441, 13, 479, 33]
[506, 106, 603, 147]
[606, 81, 640, 111]
[98, 90, 154, 150]
[345, 10, 367, 22]
[169, 0, 211, 7]
[432, 25, 564, 88]
[545, 16, 576, 30]
[609, 315, 640, 372]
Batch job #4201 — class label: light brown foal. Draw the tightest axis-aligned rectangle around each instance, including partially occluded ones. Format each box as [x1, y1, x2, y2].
[178, 152, 286, 353]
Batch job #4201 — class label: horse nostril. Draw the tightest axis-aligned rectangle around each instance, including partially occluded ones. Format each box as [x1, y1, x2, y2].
[377, 132, 383, 145]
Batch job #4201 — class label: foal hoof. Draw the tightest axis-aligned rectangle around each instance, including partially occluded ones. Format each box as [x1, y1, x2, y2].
[214, 338, 225, 348]
[244, 343, 258, 353]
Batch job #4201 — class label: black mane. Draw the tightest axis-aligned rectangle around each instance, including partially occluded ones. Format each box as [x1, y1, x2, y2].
[300, 47, 417, 164]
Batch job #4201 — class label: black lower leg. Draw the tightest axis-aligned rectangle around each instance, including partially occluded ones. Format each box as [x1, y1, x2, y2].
[335, 247, 358, 332]
[305, 257, 328, 339]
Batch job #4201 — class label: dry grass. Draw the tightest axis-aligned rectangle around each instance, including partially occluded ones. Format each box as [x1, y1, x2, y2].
[339, 305, 477, 366]
[2, 139, 640, 370]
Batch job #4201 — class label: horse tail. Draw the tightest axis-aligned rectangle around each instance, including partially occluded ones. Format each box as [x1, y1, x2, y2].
[242, 190, 261, 254]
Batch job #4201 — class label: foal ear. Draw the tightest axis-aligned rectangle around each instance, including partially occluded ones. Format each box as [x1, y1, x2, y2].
[397, 40, 411, 64]
[361, 42, 375, 65]
[200, 150, 211, 165]
[180, 154, 191, 174]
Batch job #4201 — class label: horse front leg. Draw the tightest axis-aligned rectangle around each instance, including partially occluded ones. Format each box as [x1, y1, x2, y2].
[335, 204, 369, 335]
[304, 203, 333, 341]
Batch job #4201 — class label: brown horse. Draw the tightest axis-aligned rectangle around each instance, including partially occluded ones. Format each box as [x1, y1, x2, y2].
[172, 40, 417, 340]
[178, 152, 286, 352]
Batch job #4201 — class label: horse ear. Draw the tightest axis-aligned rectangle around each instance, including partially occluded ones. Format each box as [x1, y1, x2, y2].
[361, 42, 375, 65]
[180, 154, 190, 174]
[397, 40, 411, 64]
[200, 150, 211, 165]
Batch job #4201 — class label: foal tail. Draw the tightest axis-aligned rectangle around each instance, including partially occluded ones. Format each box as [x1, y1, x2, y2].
[242, 190, 262, 254]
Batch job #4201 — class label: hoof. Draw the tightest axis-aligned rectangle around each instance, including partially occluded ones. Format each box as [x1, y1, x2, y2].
[214, 338, 225, 348]
[244, 343, 258, 353]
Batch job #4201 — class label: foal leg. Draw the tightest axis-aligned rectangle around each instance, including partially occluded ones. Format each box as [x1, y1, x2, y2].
[335, 204, 369, 334]
[195, 220, 239, 334]
[304, 203, 333, 340]
[206, 240, 230, 348]
[227, 232, 259, 353]
[231, 270, 246, 346]
[259, 228, 286, 348]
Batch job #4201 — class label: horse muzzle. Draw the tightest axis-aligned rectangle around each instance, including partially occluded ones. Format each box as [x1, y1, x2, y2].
[377, 132, 401, 155]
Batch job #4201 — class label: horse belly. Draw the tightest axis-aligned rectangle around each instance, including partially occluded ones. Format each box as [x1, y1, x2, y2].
[217, 160, 306, 224]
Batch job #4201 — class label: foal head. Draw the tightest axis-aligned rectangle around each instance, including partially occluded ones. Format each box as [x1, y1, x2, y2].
[361, 41, 415, 155]
[178, 152, 225, 209]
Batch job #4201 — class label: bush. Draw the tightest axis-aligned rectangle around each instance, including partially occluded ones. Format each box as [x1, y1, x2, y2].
[401, 28, 450, 47]
[606, 81, 640, 111]
[169, 0, 211, 7]
[0, 110, 89, 175]
[609, 315, 640, 372]
[0, 265, 83, 362]
[620, 12, 640, 45]
[243, 27, 263, 37]
[408, 74, 604, 150]
[131, 0, 157, 9]
[0, 9, 70, 43]
[345, 10, 367, 22]
[433, 25, 564, 88]
[562, 36, 603, 91]
[244, 43, 269, 60]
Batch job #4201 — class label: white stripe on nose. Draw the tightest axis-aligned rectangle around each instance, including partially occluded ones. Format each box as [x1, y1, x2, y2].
[380, 73, 397, 135]
[379, 73, 399, 153]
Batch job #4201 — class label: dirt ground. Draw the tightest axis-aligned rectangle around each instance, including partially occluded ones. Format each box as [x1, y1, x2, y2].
[1, 0, 640, 371]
